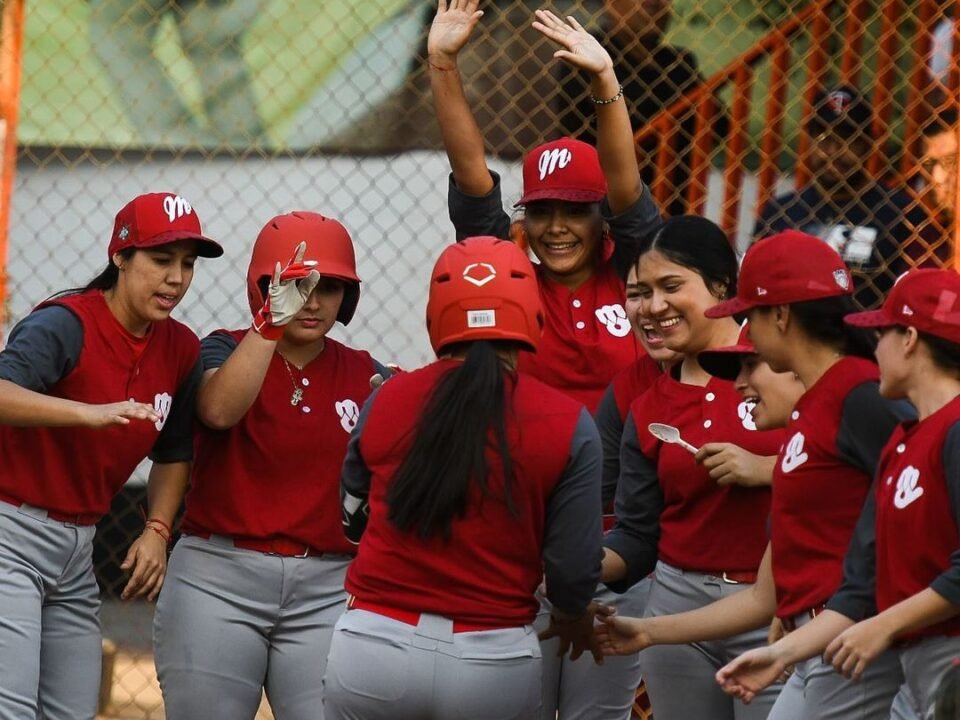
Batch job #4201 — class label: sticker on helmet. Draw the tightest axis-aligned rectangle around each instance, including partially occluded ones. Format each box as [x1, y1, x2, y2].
[467, 310, 496, 328]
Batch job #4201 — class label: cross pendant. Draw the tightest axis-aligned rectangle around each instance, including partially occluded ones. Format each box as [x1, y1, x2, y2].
[291, 388, 304, 406]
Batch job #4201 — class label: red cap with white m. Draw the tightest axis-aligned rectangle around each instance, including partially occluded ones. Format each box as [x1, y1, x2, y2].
[515, 138, 608, 207]
[108, 192, 223, 259]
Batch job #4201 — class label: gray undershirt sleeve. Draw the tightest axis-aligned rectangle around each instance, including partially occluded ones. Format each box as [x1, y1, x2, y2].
[542, 408, 603, 616]
[149, 358, 202, 463]
[200, 331, 239, 371]
[603, 411, 663, 594]
[340, 387, 379, 544]
[930, 421, 960, 606]
[595, 383, 625, 506]
[0, 306, 83, 390]
[447, 171, 513, 242]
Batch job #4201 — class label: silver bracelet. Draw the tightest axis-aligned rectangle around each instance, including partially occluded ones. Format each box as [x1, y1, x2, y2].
[591, 85, 624, 105]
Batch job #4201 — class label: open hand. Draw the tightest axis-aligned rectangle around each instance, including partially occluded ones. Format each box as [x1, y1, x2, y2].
[80, 400, 159, 428]
[531, 10, 613, 76]
[595, 605, 654, 655]
[716, 646, 788, 704]
[538, 602, 604, 664]
[427, 0, 484, 63]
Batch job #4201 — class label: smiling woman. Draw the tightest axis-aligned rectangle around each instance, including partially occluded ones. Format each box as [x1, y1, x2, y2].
[0, 192, 221, 720]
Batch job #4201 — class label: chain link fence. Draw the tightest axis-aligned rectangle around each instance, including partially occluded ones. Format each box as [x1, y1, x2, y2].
[4, 0, 959, 717]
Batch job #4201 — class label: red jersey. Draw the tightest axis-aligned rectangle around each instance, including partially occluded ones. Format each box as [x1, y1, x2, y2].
[771, 358, 884, 619]
[875, 396, 960, 640]
[345, 361, 587, 627]
[611, 353, 663, 420]
[0, 290, 200, 517]
[182, 331, 375, 553]
[518, 262, 640, 413]
[630, 371, 781, 573]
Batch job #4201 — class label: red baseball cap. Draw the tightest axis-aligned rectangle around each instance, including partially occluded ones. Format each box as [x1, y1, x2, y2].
[845, 268, 960, 344]
[515, 138, 608, 207]
[108, 193, 223, 259]
[705, 230, 853, 318]
[698, 323, 755, 380]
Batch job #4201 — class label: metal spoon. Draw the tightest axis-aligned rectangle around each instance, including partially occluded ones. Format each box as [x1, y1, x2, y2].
[648, 423, 700, 454]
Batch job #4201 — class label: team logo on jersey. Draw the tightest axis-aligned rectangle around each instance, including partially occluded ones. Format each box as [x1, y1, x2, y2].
[538, 147, 573, 180]
[595, 304, 631, 337]
[161, 194, 194, 223]
[335, 399, 360, 433]
[781, 432, 808, 473]
[893, 465, 924, 509]
[737, 400, 757, 431]
[153, 392, 172, 431]
[462, 262, 497, 287]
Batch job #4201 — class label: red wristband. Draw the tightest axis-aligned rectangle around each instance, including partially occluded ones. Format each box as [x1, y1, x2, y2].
[252, 312, 285, 341]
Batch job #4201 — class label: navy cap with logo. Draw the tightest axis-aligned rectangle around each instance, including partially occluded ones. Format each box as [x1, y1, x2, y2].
[808, 85, 873, 139]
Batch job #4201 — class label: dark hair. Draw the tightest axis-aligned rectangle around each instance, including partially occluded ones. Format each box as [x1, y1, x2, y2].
[49, 248, 135, 300]
[635, 216, 738, 299]
[786, 295, 877, 360]
[386, 340, 516, 541]
[916, 330, 960, 374]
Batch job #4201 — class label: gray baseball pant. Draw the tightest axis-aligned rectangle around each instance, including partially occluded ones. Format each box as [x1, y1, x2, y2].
[537, 578, 651, 719]
[323, 608, 542, 719]
[767, 612, 912, 720]
[638, 560, 783, 720]
[153, 534, 350, 720]
[894, 634, 960, 719]
[0, 499, 100, 720]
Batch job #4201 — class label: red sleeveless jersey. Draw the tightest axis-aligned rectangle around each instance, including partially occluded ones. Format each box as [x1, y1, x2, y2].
[345, 361, 584, 627]
[183, 331, 375, 553]
[0, 290, 199, 517]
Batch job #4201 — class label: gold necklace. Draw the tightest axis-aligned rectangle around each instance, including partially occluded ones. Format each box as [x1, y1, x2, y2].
[280, 357, 310, 409]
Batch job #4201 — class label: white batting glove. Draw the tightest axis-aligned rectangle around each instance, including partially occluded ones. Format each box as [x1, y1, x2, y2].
[252, 241, 321, 340]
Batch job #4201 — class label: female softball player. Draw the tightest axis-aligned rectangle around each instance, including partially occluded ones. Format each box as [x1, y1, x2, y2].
[324, 236, 603, 720]
[820, 268, 960, 718]
[429, 1, 662, 413]
[0, 192, 220, 719]
[603, 215, 786, 720]
[693, 231, 913, 719]
[153, 213, 387, 720]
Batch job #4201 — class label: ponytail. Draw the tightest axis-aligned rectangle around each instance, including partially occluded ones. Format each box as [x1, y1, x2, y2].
[387, 341, 516, 541]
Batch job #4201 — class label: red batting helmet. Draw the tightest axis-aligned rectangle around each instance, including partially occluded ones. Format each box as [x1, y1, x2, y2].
[426, 237, 544, 355]
[246, 212, 361, 325]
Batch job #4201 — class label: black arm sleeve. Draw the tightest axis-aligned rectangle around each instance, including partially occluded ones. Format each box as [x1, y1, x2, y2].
[828, 384, 914, 619]
[0, 306, 83, 391]
[149, 358, 202, 464]
[595, 383, 624, 506]
[930, 422, 960, 605]
[542, 408, 604, 615]
[605, 189, 662, 280]
[836, 383, 915, 476]
[447, 171, 513, 241]
[340, 387, 380, 544]
[603, 411, 663, 593]
[200, 332, 239, 372]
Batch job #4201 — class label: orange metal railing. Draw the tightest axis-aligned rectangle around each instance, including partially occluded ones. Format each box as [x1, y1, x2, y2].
[634, 0, 959, 247]
[0, 0, 25, 330]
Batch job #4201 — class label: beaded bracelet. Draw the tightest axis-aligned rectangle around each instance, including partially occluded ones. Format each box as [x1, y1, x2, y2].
[591, 85, 624, 106]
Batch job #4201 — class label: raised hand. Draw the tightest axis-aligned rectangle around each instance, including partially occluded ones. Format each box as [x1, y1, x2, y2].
[595, 606, 654, 655]
[531, 9, 613, 76]
[252, 241, 321, 341]
[716, 646, 788, 704]
[427, 0, 484, 63]
[80, 399, 160, 428]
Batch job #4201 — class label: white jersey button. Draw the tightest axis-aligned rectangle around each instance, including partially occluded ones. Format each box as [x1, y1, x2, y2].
[576, 321, 585, 329]
[303, 406, 312, 414]
[705, 392, 716, 401]
[572, 299, 582, 308]
[703, 419, 712, 429]
[302, 378, 310, 386]
[896, 443, 906, 453]
[791, 411, 800, 420]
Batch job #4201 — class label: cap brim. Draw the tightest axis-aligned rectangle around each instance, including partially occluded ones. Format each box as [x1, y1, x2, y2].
[844, 309, 894, 328]
[704, 297, 757, 318]
[514, 188, 606, 208]
[138, 230, 224, 258]
[698, 346, 755, 381]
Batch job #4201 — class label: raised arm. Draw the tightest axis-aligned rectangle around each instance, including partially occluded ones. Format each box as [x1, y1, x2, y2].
[427, 0, 493, 196]
[531, 10, 642, 214]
